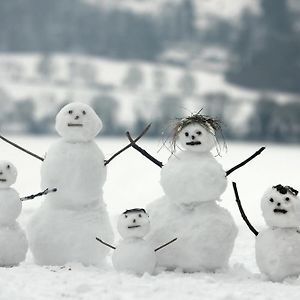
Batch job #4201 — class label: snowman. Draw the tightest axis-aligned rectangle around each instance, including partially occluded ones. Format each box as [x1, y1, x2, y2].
[126, 112, 264, 272]
[233, 182, 300, 282]
[27, 102, 114, 266]
[96, 208, 177, 275]
[0, 161, 28, 266]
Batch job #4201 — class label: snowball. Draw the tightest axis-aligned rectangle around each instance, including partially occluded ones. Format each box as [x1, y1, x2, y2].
[55, 102, 102, 142]
[40, 139, 106, 209]
[112, 239, 156, 275]
[27, 204, 114, 266]
[261, 187, 300, 228]
[177, 123, 216, 153]
[0, 222, 28, 266]
[256, 228, 300, 281]
[0, 188, 22, 225]
[146, 197, 238, 272]
[0, 161, 17, 189]
[117, 210, 150, 239]
[160, 151, 227, 205]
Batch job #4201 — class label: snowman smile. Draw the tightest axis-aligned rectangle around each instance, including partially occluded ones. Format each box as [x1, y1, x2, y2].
[273, 208, 288, 214]
[0, 178, 6, 182]
[128, 225, 141, 229]
[68, 123, 83, 127]
[186, 141, 201, 146]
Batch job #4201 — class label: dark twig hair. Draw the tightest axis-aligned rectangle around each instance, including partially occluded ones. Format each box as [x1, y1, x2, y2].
[168, 110, 226, 155]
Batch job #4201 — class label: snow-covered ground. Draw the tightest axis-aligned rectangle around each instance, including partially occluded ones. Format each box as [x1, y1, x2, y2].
[0, 136, 300, 299]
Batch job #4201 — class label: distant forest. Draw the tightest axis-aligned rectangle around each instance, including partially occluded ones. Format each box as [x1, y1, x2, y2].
[0, 0, 300, 93]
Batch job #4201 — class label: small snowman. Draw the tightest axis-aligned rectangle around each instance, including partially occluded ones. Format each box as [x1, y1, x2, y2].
[27, 102, 114, 266]
[96, 208, 177, 275]
[0, 161, 28, 267]
[126, 113, 254, 271]
[233, 182, 300, 282]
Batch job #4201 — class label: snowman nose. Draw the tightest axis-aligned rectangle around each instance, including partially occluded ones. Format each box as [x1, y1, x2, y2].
[132, 219, 136, 223]
[75, 115, 80, 120]
[191, 135, 195, 140]
[0, 171, 3, 175]
[277, 203, 281, 207]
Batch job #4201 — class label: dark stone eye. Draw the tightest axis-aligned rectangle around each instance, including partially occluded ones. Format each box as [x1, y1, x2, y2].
[285, 197, 290, 201]
[82, 110, 86, 115]
[138, 214, 142, 218]
[125, 215, 128, 218]
[269, 198, 274, 203]
[68, 110, 73, 114]
[196, 131, 202, 135]
[7, 165, 10, 169]
[185, 132, 189, 137]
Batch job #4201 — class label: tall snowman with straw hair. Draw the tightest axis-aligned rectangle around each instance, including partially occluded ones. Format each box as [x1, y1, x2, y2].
[27, 102, 114, 266]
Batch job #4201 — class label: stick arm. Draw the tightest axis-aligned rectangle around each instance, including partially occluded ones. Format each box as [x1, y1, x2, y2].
[154, 238, 177, 252]
[232, 182, 259, 236]
[226, 147, 265, 177]
[126, 132, 163, 168]
[96, 237, 116, 250]
[20, 188, 57, 201]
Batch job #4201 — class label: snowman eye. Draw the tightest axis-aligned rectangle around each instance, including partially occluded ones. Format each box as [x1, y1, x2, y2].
[138, 214, 142, 218]
[196, 131, 202, 135]
[185, 132, 189, 137]
[6, 165, 10, 169]
[124, 215, 128, 218]
[269, 198, 274, 203]
[285, 197, 290, 202]
[82, 110, 86, 115]
[68, 110, 73, 114]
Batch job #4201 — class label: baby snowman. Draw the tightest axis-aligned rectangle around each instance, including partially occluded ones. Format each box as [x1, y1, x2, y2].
[27, 102, 114, 266]
[127, 113, 240, 272]
[0, 161, 28, 266]
[233, 182, 300, 282]
[96, 208, 177, 275]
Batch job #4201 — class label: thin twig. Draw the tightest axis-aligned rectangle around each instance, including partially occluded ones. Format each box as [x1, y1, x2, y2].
[104, 124, 152, 166]
[95, 237, 116, 250]
[226, 147, 265, 177]
[0, 135, 44, 161]
[126, 132, 163, 168]
[232, 182, 258, 236]
[155, 238, 177, 252]
[21, 188, 57, 201]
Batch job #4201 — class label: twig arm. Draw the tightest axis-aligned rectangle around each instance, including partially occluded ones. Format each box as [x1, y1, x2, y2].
[226, 147, 265, 177]
[95, 237, 116, 250]
[126, 132, 163, 168]
[232, 182, 258, 236]
[104, 124, 152, 166]
[20, 188, 57, 201]
[155, 238, 177, 252]
[0, 135, 44, 161]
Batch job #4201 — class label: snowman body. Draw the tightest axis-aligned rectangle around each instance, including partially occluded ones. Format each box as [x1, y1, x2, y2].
[0, 162, 28, 266]
[112, 238, 156, 275]
[27, 103, 114, 266]
[147, 123, 237, 272]
[255, 185, 300, 281]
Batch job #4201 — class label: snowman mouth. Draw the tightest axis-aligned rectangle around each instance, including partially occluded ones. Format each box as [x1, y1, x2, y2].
[273, 208, 288, 214]
[128, 225, 141, 229]
[0, 179, 6, 182]
[68, 123, 83, 127]
[186, 141, 201, 146]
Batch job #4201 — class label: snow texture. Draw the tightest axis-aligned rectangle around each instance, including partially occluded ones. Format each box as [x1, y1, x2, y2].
[0, 161, 28, 266]
[27, 103, 113, 265]
[111, 210, 156, 275]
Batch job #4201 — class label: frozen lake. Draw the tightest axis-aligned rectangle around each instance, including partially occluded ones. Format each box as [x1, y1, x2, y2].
[0, 136, 300, 300]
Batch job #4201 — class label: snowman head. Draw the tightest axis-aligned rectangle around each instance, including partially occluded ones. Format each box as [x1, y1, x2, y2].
[261, 184, 300, 228]
[0, 161, 17, 189]
[117, 208, 150, 239]
[171, 112, 223, 153]
[55, 102, 102, 142]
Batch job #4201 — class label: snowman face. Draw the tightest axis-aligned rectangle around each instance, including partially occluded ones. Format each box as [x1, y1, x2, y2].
[117, 210, 150, 239]
[0, 161, 17, 189]
[177, 123, 216, 153]
[261, 186, 300, 228]
[55, 102, 102, 142]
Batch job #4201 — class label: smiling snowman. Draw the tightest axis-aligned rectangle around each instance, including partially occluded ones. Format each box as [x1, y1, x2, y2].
[0, 161, 28, 266]
[96, 208, 177, 275]
[27, 102, 114, 266]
